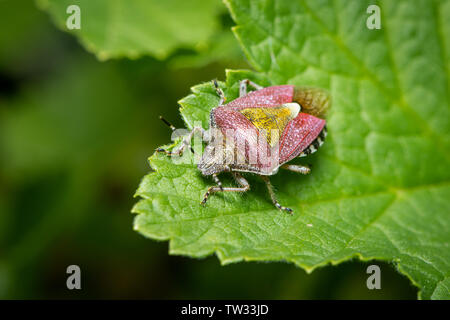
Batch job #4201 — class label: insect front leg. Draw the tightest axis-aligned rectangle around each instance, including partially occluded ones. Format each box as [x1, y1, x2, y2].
[261, 176, 293, 214]
[201, 172, 250, 205]
[156, 126, 205, 156]
[281, 164, 311, 175]
[239, 79, 264, 97]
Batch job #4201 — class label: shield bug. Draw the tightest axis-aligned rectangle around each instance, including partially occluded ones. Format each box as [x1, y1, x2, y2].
[157, 79, 330, 213]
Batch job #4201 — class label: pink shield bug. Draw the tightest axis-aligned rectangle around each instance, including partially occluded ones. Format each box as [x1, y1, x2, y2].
[157, 79, 330, 213]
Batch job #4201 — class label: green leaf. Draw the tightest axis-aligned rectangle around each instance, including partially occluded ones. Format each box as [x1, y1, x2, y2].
[133, 0, 450, 299]
[36, 0, 221, 60]
[168, 28, 247, 69]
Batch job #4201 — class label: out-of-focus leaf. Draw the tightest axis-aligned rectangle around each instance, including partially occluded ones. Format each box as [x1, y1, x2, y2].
[169, 28, 247, 69]
[36, 0, 222, 60]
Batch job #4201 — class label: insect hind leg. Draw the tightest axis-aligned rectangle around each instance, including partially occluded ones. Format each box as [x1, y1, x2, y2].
[239, 79, 263, 97]
[261, 176, 293, 214]
[281, 164, 310, 175]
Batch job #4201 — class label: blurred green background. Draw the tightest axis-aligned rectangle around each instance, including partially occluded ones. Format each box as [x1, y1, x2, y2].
[0, 0, 417, 299]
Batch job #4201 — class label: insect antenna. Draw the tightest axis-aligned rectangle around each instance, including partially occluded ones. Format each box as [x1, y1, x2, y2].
[158, 115, 195, 154]
[159, 115, 176, 131]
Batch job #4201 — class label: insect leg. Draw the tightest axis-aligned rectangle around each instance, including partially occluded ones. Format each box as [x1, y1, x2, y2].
[261, 176, 293, 214]
[201, 172, 250, 205]
[156, 126, 205, 156]
[281, 164, 311, 175]
[212, 173, 223, 191]
[239, 79, 264, 97]
[213, 79, 226, 105]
